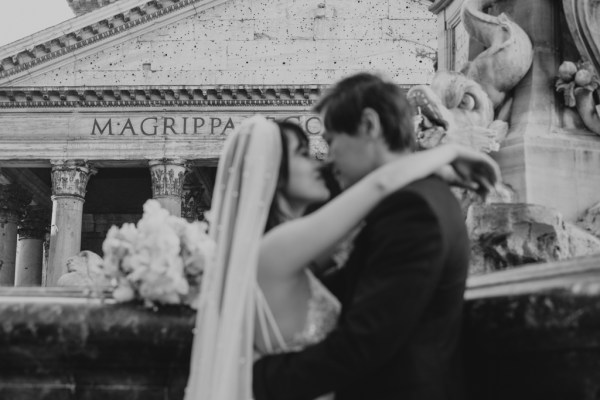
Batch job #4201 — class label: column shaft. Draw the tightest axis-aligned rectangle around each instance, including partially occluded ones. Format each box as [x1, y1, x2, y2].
[15, 239, 43, 286]
[47, 198, 84, 285]
[0, 185, 32, 286]
[46, 161, 95, 286]
[0, 214, 18, 286]
[15, 206, 50, 286]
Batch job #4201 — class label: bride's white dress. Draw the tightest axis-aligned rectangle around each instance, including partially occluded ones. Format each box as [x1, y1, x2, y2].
[256, 270, 341, 353]
[255, 269, 341, 400]
[185, 116, 340, 400]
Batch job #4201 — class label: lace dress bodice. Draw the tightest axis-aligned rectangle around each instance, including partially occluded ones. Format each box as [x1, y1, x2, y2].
[255, 270, 340, 400]
[256, 269, 341, 354]
[286, 269, 341, 351]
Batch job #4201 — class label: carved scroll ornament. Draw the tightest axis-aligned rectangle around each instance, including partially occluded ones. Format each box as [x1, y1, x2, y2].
[408, 0, 533, 152]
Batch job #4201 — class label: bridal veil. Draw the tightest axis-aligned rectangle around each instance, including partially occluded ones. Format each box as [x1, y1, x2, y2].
[185, 116, 282, 400]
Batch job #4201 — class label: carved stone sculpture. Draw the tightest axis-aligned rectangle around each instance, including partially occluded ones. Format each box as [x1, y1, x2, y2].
[556, 60, 600, 135]
[576, 201, 600, 238]
[467, 203, 600, 274]
[57, 250, 109, 287]
[408, 0, 533, 152]
[556, 1, 600, 135]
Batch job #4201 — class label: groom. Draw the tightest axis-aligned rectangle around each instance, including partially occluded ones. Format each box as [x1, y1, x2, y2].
[253, 73, 470, 400]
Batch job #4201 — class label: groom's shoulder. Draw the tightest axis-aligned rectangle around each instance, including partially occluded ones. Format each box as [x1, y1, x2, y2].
[367, 176, 452, 222]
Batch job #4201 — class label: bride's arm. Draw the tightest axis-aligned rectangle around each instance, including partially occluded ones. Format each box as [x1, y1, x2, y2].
[259, 144, 497, 279]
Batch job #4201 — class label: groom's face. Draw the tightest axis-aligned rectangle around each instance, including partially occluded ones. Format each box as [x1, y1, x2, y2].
[323, 128, 377, 189]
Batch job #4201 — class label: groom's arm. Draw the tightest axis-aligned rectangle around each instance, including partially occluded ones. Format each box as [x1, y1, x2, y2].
[253, 190, 445, 400]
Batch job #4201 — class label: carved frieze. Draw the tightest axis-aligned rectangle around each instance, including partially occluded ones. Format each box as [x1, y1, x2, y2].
[18, 206, 50, 240]
[51, 160, 96, 199]
[149, 159, 188, 198]
[0, 184, 32, 223]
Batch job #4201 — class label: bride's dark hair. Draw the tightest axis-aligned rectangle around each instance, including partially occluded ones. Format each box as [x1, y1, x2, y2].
[264, 121, 309, 232]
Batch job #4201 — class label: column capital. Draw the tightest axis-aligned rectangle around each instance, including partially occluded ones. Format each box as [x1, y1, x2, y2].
[149, 158, 188, 198]
[51, 160, 97, 199]
[0, 184, 32, 223]
[18, 205, 50, 240]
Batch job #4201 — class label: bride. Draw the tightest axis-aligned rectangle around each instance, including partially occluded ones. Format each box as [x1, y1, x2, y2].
[184, 115, 499, 400]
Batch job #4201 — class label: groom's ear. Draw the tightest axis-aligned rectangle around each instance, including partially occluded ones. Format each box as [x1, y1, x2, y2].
[360, 108, 383, 141]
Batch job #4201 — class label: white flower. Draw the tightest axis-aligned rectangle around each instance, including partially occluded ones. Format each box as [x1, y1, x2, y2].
[98, 199, 215, 308]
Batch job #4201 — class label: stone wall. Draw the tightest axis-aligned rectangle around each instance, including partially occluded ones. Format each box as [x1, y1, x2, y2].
[4, 255, 600, 399]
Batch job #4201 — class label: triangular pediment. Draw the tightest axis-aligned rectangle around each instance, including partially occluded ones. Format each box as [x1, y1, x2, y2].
[0, 0, 231, 86]
[0, 0, 436, 88]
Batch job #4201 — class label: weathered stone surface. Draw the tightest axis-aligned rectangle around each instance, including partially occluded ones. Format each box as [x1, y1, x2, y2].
[4, 256, 600, 399]
[467, 203, 600, 274]
[465, 290, 600, 400]
[577, 201, 600, 238]
[463, 254, 600, 399]
[452, 182, 516, 218]
[0, 287, 194, 399]
[19, 0, 436, 87]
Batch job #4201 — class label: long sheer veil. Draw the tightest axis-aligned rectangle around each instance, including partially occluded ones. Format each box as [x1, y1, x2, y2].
[185, 116, 282, 400]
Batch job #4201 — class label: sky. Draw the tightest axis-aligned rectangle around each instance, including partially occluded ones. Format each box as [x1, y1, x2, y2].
[0, 0, 75, 47]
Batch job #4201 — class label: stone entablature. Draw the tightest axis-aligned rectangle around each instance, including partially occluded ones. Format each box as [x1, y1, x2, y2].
[0, 84, 330, 108]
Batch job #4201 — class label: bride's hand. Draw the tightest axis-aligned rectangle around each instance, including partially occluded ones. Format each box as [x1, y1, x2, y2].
[435, 144, 501, 197]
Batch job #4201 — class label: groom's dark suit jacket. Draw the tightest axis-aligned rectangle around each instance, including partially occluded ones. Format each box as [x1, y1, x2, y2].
[253, 176, 469, 400]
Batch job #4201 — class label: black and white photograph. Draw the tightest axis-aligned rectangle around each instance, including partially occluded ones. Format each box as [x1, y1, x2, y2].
[0, 0, 598, 399]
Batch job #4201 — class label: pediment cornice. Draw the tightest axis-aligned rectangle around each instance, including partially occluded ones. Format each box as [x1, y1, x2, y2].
[0, 0, 228, 84]
[0, 84, 330, 108]
[0, 84, 414, 108]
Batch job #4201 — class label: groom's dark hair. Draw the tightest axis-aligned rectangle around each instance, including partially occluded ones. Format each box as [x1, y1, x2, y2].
[315, 72, 416, 152]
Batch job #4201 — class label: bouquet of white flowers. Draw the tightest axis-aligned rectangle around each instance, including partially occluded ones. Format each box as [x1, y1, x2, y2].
[100, 199, 214, 308]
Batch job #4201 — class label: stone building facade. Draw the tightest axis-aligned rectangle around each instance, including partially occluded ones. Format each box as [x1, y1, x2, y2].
[0, 0, 436, 286]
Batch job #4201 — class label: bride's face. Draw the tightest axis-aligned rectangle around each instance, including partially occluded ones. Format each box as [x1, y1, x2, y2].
[282, 131, 330, 206]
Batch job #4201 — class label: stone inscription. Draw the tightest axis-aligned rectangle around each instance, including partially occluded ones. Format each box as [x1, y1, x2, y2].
[91, 115, 324, 137]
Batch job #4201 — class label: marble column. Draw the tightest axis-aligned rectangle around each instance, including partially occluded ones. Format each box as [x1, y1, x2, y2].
[0, 185, 32, 286]
[47, 161, 96, 286]
[15, 206, 50, 286]
[149, 159, 187, 216]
